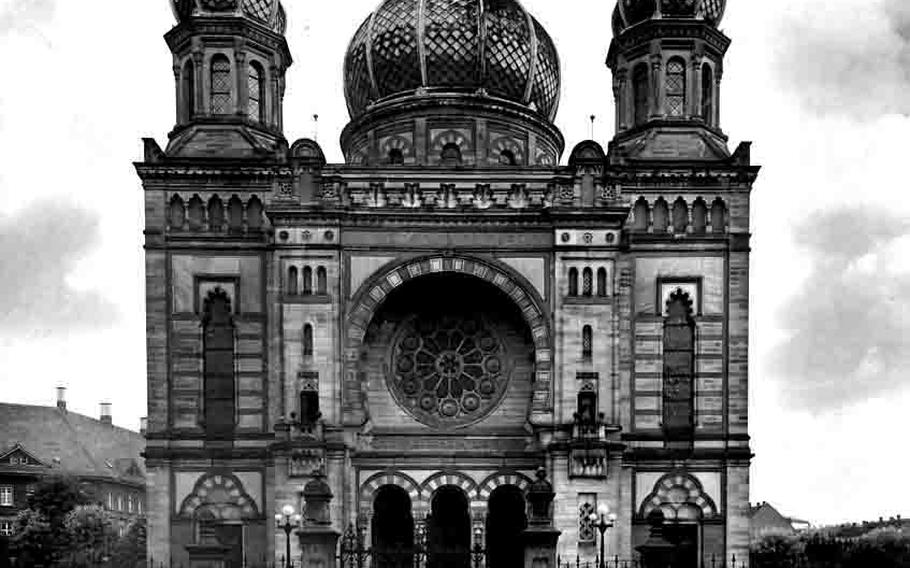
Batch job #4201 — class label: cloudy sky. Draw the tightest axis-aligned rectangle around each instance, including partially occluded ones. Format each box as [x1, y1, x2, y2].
[0, 0, 907, 526]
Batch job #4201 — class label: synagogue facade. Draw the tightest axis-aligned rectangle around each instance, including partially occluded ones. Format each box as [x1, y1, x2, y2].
[137, 0, 758, 565]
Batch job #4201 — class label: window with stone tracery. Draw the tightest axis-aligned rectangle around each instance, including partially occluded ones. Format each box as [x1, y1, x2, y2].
[665, 58, 686, 117]
[578, 495, 596, 544]
[202, 288, 235, 439]
[582, 268, 593, 296]
[247, 61, 265, 122]
[582, 325, 593, 361]
[210, 55, 232, 115]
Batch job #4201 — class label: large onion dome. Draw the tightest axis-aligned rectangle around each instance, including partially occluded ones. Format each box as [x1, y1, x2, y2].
[170, 0, 287, 34]
[612, 0, 725, 35]
[344, 0, 561, 121]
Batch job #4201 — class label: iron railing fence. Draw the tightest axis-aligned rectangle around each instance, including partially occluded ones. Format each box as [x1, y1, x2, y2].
[556, 554, 747, 568]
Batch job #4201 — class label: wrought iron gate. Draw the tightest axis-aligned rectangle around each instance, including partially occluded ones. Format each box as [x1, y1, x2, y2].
[338, 524, 487, 568]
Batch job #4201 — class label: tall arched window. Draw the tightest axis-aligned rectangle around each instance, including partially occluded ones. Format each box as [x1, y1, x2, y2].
[632, 63, 649, 126]
[316, 267, 328, 295]
[210, 55, 232, 115]
[568, 268, 579, 297]
[287, 266, 298, 295]
[653, 198, 669, 233]
[582, 268, 593, 297]
[202, 288, 235, 439]
[691, 198, 707, 234]
[672, 197, 689, 234]
[187, 195, 204, 231]
[182, 59, 195, 122]
[246, 196, 263, 232]
[227, 195, 244, 232]
[663, 289, 695, 439]
[633, 197, 650, 231]
[710, 198, 726, 234]
[247, 61, 265, 122]
[701, 63, 714, 126]
[665, 58, 686, 117]
[582, 325, 593, 361]
[596, 268, 608, 297]
[302, 267, 313, 295]
[303, 324, 314, 357]
[168, 195, 185, 230]
[207, 195, 224, 232]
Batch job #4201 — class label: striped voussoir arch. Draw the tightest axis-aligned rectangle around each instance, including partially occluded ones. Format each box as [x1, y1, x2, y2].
[422, 471, 478, 503]
[359, 471, 421, 511]
[477, 470, 533, 502]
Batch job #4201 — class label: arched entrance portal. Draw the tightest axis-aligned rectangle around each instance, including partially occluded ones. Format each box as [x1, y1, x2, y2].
[372, 485, 415, 568]
[486, 485, 528, 568]
[427, 486, 471, 568]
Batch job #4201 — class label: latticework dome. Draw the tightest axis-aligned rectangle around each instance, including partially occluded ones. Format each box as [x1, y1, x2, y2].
[344, 0, 561, 121]
[171, 0, 287, 35]
[612, 0, 726, 35]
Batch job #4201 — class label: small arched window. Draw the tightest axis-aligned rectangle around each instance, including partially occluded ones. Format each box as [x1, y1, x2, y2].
[210, 55, 232, 115]
[691, 198, 707, 234]
[302, 267, 313, 295]
[633, 197, 650, 231]
[207, 195, 224, 232]
[701, 63, 714, 126]
[499, 149, 516, 166]
[187, 195, 204, 231]
[441, 143, 462, 166]
[653, 198, 669, 233]
[596, 268, 607, 297]
[665, 58, 687, 117]
[303, 324, 314, 357]
[182, 59, 195, 122]
[672, 197, 688, 233]
[288, 266, 298, 295]
[247, 61, 266, 123]
[246, 196, 263, 232]
[582, 325, 593, 361]
[168, 195, 185, 230]
[568, 268, 579, 297]
[316, 267, 328, 295]
[388, 148, 404, 165]
[632, 63, 649, 126]
[227, 195, 244, 232]
[711, 198, 726, 234]
[582, 268, 593, 297]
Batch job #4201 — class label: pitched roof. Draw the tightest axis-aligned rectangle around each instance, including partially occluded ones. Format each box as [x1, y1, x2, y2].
[0, 403, 144, 483]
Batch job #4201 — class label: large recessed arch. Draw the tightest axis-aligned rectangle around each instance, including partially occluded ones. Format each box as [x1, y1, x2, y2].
[344, 254, 554, 417]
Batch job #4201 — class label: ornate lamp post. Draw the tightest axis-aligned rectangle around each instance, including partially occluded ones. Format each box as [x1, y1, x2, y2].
[588, 503, 617, 568]
[275, 503, 302, 568]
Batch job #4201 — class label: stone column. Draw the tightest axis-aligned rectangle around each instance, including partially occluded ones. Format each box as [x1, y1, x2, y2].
[522, 468, 561, 568]
[298, 470, 341, 568]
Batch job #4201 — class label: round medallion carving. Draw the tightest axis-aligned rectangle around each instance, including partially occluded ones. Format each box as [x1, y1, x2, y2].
[388, 314, 510, 428]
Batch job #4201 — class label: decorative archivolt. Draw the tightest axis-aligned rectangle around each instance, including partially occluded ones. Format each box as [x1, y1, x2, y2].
[639, 472, 718, 521]
[360, 470, 422, 510]
[179, 472, 259, 520]
[476, 470, 532, 502]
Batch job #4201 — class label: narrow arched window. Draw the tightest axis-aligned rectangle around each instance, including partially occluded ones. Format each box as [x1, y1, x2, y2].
[202, 288, 235, 439]
[182, 59, 195, 122]
[388, 148, 404, 165]
[316, 267, 328, 295]
[665, 58, 686, 117]
[227, 195, 244, 232]
[596, 268, 608, 297]
[207, 195, 224, 232]
[701, 63, 714, 126]
[168, 195, 185, 230]
[187, 195, 204, 231]
[663, 289, 695, 439]
[499, 149, 516, 166]
[210, 55, 232, 115]
[247, 61, 265, 122]
[302, 267, 313, 295]
[303, 324, 314, 357]
[653, 198, 669, 233]
[568, 268, 579, 297]
[246, 196, 263, 232]
[691, 198, 707, 234]
[711, 198, 726, 234]
[441, 143, 462, 166]
[672, 197, 688, 233]
[582, 268, 593, 297]
[582, 325, 593, 361]
[288, 266, 298, 295]
[632, 63, 649, 126]
[633, 197, 649, 231]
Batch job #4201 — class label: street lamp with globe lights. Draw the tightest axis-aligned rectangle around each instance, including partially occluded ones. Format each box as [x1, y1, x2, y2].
[588, 503, 617, 568]
[275, 504, 302, 568]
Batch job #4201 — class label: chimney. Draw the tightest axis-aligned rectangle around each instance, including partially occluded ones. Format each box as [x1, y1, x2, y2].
[140, 417, 148, 436]
[56, 387, 67, 411]
[100, 402, 112, 425]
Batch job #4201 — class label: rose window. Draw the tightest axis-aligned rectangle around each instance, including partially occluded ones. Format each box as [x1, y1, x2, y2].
[389, 315, 510, 428]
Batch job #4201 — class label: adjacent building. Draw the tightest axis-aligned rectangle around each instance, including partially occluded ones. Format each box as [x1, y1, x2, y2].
[0, 390, 146, 542]
[139, 0, 758, 566]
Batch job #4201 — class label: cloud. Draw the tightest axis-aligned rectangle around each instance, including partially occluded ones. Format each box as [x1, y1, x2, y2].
[770, 207, 910, 410]
[0, 0, 55, 36]
[773, 0, 910, 118]
[0, 200, 118, 335]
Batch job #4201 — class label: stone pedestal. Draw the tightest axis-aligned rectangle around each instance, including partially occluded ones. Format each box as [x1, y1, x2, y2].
[522, 525, 562, 568]
[297, 526, 341, 568]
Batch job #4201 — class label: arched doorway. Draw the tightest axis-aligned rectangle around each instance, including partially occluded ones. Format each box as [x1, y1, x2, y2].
[427, 486, 471, 568]
[486, 485, 527, 568]
[372, 485, 415, 568]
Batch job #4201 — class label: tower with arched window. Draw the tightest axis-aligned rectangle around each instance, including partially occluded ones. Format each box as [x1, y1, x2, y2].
[139, 0, 757, 566]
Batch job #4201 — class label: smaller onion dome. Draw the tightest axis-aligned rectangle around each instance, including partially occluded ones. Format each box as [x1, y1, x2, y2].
[171, 0, 287, 35]
[613, 0, 725, 35]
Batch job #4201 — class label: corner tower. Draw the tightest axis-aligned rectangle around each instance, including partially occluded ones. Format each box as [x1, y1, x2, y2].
[165, 0, 292, 157]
